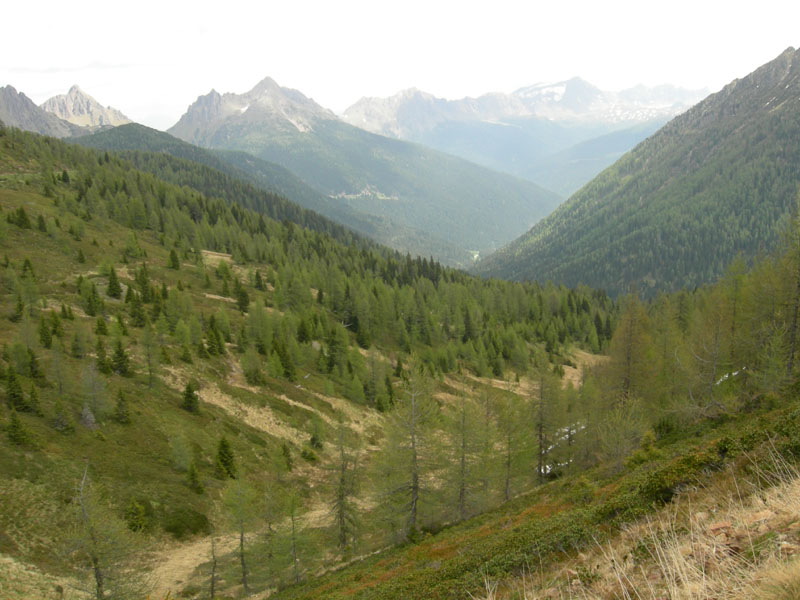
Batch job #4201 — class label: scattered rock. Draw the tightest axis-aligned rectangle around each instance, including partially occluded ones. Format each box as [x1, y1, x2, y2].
[745, 510, 775, 525]
[708, 521, 732, 533]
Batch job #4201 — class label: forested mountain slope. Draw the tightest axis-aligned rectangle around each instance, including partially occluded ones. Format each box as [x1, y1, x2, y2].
[167, 78, 562, 266]
[476, 46, 800, 296]
[0, 124, 612, 598]
[77, 124, 477, 264]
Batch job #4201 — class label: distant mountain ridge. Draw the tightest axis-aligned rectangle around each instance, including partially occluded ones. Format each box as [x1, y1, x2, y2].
[343, 78, 704, 136]
[40, 85, 131, 129]
[77, 123, 472, 263]
[0, 85, 87, 138]
[168, 77, 562, 267]
[475, 47, 800, 296]
[340, 79, 706, 196]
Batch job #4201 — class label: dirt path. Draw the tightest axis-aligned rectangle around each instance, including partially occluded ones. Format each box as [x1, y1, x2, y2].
[148, 532, 239, 599]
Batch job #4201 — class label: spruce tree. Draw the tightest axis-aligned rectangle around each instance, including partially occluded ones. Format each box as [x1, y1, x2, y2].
[96, 339, 111, 374]
[29, 384, 42, 416]
[51, 398, 75, 433]
[168, 249, 180, 270]
[95, 316, 108, 336]
[38, 316, 52, 348]
[8, 409, 30, 446]
[113, 391, 131, 424]
[215, 436, 237, 479]
[9, 293, 24, 322]
[188, 461, 204, 494]
[6, 366, 29, 411]
[111, 339, 130, 376]
[181, 381, 199, 413]
[107, 267, 122, 298]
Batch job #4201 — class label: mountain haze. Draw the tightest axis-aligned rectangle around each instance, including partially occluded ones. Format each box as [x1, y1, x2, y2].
[40, 85, 131, 129]
[168, 77, 561, 266]
[342, 79, 705, 195]
[476, 47, 800, 296]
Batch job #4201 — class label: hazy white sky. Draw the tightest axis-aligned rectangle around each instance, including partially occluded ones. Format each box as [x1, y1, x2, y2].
[2, 0, 798, 130]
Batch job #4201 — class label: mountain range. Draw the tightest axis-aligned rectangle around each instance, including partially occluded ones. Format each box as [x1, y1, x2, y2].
[476, 46, 800, 296]
[166, 77, 562, 265]
[341, 78, 706, 195]
[0, 85, 87, 138]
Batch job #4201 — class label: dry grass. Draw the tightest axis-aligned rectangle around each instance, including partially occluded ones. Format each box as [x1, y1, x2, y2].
[0, 555, 86, 600]
[473, 450, 800, 600]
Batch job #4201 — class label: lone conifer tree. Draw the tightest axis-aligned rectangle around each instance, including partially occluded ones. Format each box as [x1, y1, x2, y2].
[5, 366, 28, 411]
[107, 267, 122, 298]
[8, 409, 30, 445]
[111, 339, 130, 376]
[168, 249, 180, 270]
[215, 436, 237, 479]
[181, 381, 200, 413]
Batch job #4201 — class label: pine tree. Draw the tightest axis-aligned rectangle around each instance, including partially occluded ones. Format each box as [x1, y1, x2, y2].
[95, 339, 112, 374]
[113, 391, 131, 424]
[181, 381, 200, 413]
[5, 366, 28, 411]
[28, 383, 42, 416]
[107, 267, 122, 298]
[38, 316, 52, 348]
[215, 436, 237, 479]
[9, 293, 24, 322]
[188, 461, 204, 494]
[27, 348, 42, 379]
[375, 368, 440, 541]
[95, 316, 108, 336]
[52, 398, 75, 433]
[168, 248, 180, 270]
[8, 409, 30, 445]
[222, 478, 257, 594]
[329, 417, 359, 555]
[111, 339, 130, 376]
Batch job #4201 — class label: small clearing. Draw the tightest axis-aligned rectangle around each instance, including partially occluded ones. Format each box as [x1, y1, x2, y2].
[162, 366, 305, 445]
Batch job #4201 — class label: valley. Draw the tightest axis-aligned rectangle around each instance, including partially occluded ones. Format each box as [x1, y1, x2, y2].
[2, 26, 800, 600]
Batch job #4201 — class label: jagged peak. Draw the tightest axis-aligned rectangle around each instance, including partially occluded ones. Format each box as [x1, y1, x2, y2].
[247, 76, 281, 97]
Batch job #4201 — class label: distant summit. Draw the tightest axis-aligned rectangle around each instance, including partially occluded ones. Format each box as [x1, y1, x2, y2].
[40, 85, 131, 129]
[167, 76, 561, 267]
[475, 47, 800, 296]
[342, 78, 706, 135]
[340, 79, 706, 196]
[169, 77, 335, 144]
[0, 85, 87, 138]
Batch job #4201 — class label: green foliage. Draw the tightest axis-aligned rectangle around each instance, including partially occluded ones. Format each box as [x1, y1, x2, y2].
[111, 338, 130, 376]
[162, 506, 211, 540]
[107, 266, 122, 298]
[113, 391, 131, 424]
[215, 436, 237, 479]
[7, 409, 31, 445]
[181, 381, 199, 413]
[478, 49, 800, 296]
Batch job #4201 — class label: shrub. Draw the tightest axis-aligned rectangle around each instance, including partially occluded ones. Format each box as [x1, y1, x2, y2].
[162, 506, 211, 539]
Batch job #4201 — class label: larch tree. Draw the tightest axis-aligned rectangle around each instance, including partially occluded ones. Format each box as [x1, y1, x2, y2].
[374, 364, 441, 541]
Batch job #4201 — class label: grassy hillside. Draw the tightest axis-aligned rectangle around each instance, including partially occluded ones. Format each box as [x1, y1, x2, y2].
[0, 124, 613, 599]
[476, 47, 800, 296]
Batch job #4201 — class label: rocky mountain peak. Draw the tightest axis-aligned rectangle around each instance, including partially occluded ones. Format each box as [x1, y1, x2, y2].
[0, 85, 87, 138]
[40, 86, 131, 129]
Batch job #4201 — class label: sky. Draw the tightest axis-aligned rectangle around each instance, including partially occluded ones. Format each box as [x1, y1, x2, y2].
[2, 0, 799, 130]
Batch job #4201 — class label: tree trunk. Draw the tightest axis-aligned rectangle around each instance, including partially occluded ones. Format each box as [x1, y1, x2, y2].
[239, 526, 249, 594]
[209, 536, 217, 599]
